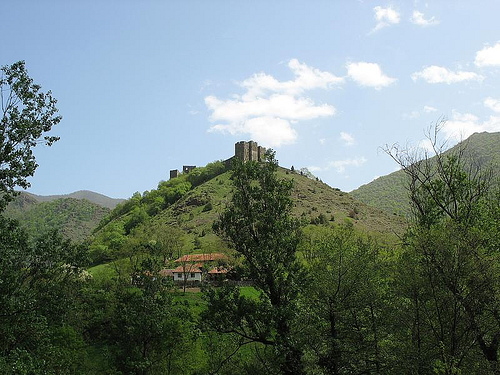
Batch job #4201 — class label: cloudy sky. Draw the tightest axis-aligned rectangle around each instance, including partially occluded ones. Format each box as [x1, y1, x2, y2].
[2, 1, 500, 198]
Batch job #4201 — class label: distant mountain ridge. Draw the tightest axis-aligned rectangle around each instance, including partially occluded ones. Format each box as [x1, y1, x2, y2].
[351, 131, 500, 217]
[5, 194, 110, 243]
[24, 190, 124, 209]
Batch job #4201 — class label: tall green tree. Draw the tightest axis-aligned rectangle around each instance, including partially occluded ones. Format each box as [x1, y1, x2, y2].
[203, 152, 306, 375]
[387, 130, 500, 374]
[299, 224, 391, 375]
[0, 216, 90, 374]
[1, 61, 61, 210]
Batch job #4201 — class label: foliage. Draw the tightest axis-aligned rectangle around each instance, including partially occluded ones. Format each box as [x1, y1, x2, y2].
[0, 61, 61, 210]
[299, 224, 392, 374]
[387, 129, 500, 374]
[4, 196, 109, 242]
[352, 131, 500, 217]
[0, 216, 90, 373]
[204, 152, 307, 375]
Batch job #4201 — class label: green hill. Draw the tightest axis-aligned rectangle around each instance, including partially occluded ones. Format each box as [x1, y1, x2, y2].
[24, 190, 124, 209]
[351, 131, 500, 217]
[89, 161, 405, 264]
[5, 193, 110, 242]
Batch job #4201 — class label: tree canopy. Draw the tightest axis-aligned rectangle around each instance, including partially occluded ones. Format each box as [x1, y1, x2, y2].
[0, 61, 61, 210]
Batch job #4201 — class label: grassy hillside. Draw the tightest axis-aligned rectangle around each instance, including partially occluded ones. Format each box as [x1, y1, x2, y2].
[89, 161, 405, 264]
[351, 131, 500, 217]
[5, 194, 110, 242]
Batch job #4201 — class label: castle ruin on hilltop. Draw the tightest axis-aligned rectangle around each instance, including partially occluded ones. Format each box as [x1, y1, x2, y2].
[169, 140, 266, 179]
[234, 140, 267, 162]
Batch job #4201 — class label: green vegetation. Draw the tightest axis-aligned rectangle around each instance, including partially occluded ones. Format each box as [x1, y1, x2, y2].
[89, 158, 404, 265]
[4, 195, 110, 242]
[351, 131, 500, 217]
[0, 61, 61, 210]
[3, 66, 500, 374]
[205, 152, 306, 374]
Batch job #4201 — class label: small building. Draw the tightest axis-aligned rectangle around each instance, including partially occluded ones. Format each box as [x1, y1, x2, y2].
[171, 264, 202, 282]
[158, 269, 174, 279]
[170, 253, 230, 283]
[207, 266, 229, 281]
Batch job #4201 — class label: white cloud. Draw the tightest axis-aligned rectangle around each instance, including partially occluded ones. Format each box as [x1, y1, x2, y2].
[411, 66, 483, 84]
[404, 105, 438, 119]
[403, 110, 420, 119]
[475, 42, 500, 67]
[441, 110, 500, 141]
[410, 10, 439, 27]
[347, 62, 396, 89]
[484, 97, 500, 113]
[205, 94, 335, 123]
[319, 138, 326, 145]
[340, 132, 356, 146]
[241, 59, 344, 100]
[205, 59, 342, 147]
[371, 6, 400, 33]
[328, 157, 367, 173]
[308, 157, 367, 174]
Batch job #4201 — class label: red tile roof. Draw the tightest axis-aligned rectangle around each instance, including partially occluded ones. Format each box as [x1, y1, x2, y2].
[171, 265, 202, 273]
[159, 269, 174, 277]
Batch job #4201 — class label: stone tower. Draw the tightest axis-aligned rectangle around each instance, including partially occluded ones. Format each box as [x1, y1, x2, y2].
[234, 141, 266, 162]
[170, 169, 180, 179]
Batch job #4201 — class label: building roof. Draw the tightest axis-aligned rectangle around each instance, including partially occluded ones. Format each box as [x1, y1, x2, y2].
[159, 269, 174, 277]
[171, 265, 202, 273]
[174, 253, 227, 263]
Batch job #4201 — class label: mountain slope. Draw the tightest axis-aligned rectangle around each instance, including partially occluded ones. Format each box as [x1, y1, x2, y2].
[5, 194, 110, 242]
[25, 190, 124, 209]
[351, 131, 500, 217]
[90, 164, 405, 264]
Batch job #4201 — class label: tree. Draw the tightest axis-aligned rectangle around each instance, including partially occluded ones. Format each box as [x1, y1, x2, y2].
[0, 217, 90, 373]
[386, 126, 500, 374]
[1, 61, 61, 210]
[203, 152, 306, 375]
[299, 224, 390, 375]
[105, 257, 197, 375]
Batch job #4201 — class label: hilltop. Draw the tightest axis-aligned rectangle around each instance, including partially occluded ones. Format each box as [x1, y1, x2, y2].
[351, 131, 500, 217]
[89, 157, 405, 264]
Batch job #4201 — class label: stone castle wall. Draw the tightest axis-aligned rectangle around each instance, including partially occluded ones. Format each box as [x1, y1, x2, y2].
[234, 140, 266, 162]
[171, 140, 266, 179]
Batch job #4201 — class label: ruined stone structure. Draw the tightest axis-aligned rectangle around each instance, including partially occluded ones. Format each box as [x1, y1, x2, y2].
[169, 166, 196, 180]
[183, 165, 196, 174]
[170, 169, 180, 179]
[170, 141, 267, 180]
[234, 140, 266, 162]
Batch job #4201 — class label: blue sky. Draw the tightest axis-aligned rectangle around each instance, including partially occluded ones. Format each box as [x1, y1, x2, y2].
[2, 1, 500, 199]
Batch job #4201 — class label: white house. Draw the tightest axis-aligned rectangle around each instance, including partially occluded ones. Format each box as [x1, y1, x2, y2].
[171, 264, 202, 282]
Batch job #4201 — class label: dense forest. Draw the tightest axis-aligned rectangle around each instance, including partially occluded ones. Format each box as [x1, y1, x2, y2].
[2, 61, 500, 374]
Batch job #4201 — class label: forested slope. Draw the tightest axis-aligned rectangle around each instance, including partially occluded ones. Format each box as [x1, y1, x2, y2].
[351, 131, 500, 216]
